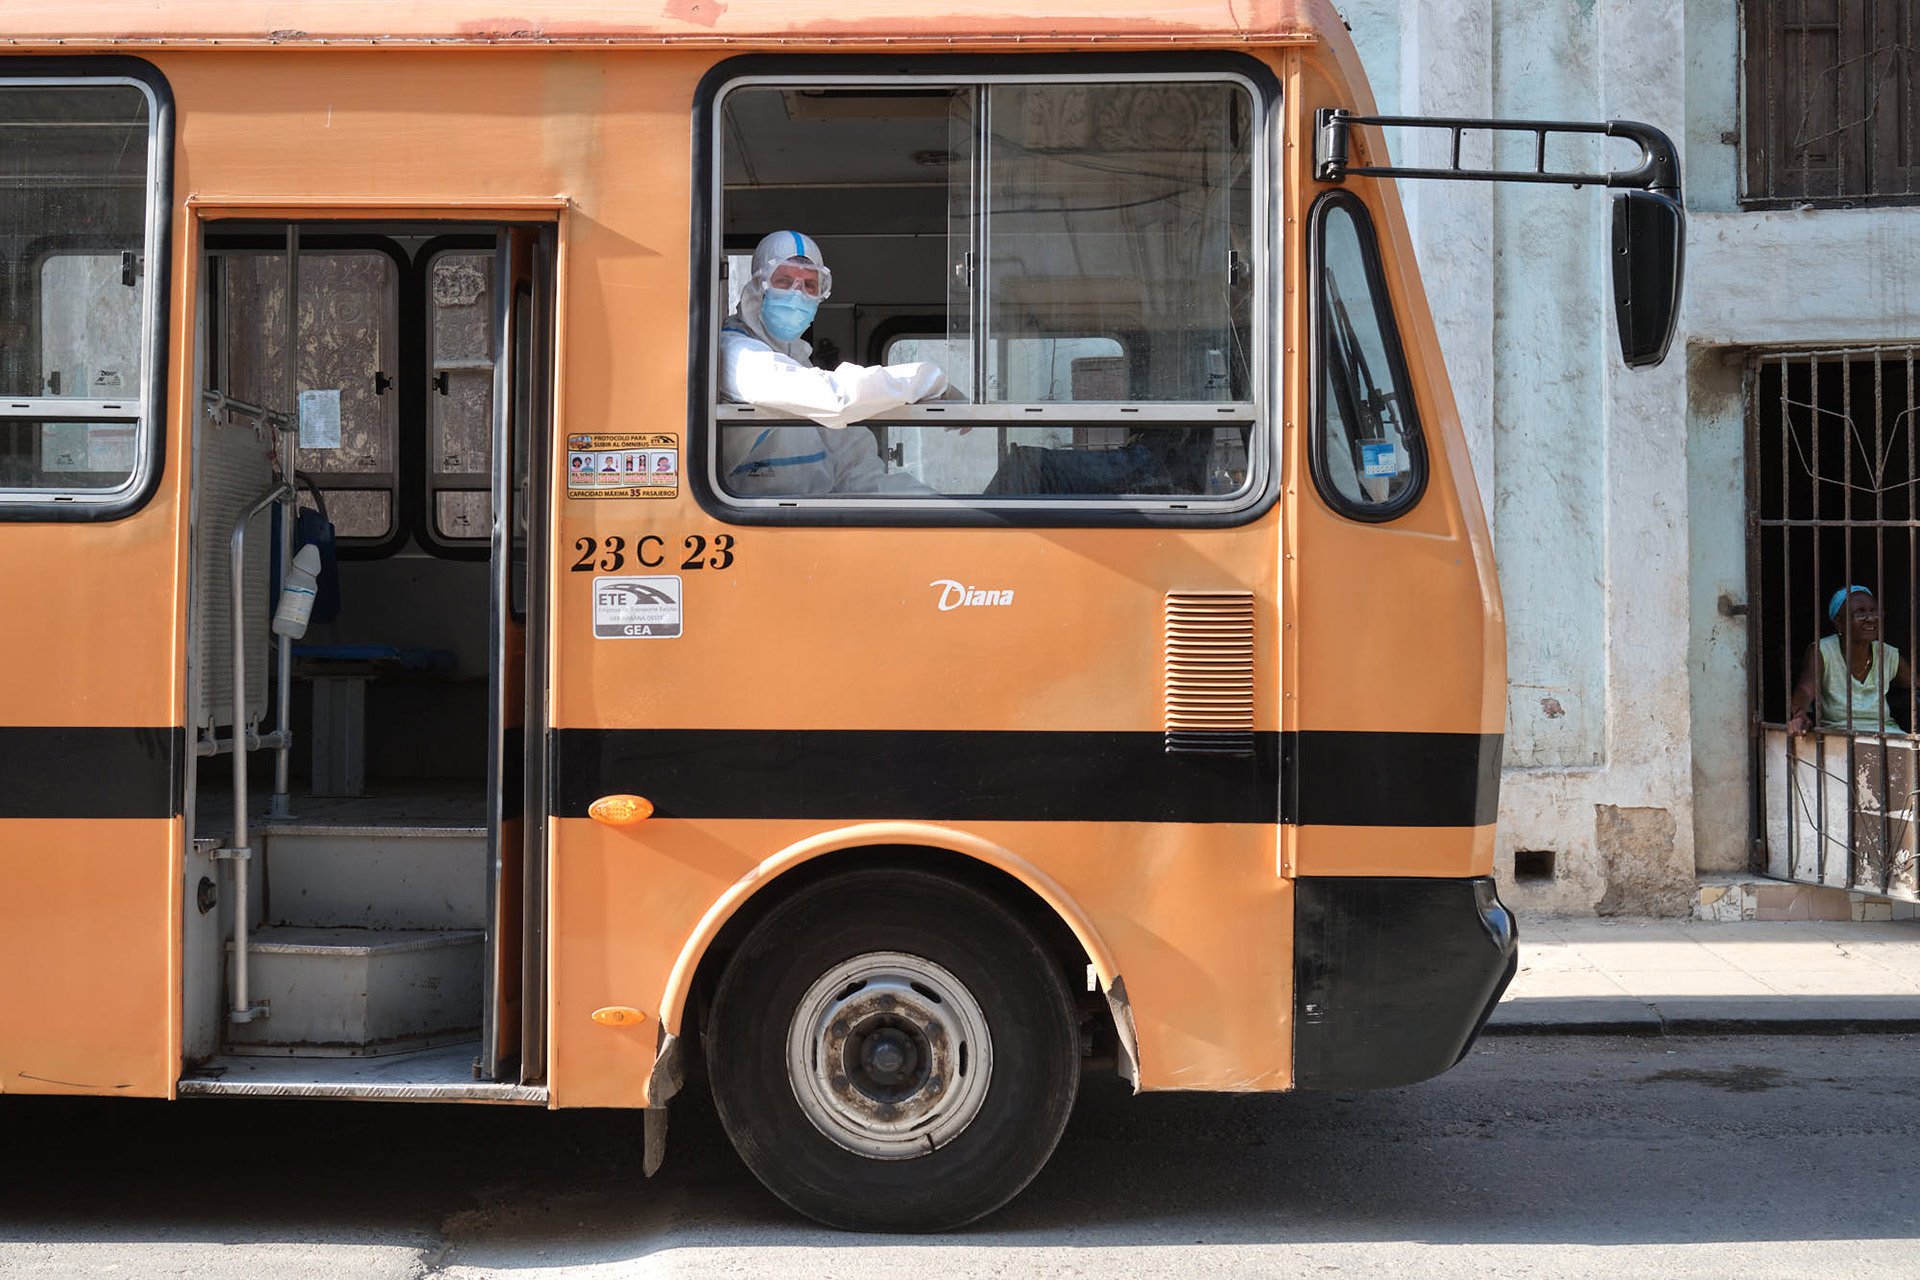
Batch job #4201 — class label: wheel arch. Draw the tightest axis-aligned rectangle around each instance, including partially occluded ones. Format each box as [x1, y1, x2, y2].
[656, 822, 1139, 1088]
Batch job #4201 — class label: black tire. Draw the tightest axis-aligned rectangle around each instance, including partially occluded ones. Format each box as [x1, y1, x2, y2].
[705, 867, 1080, 1232]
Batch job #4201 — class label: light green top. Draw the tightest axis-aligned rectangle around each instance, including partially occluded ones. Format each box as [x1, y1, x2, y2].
[1817, 634, 1901, 732]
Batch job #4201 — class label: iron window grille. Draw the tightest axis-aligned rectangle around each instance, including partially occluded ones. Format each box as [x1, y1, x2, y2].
[1748, 346, 1920, 901]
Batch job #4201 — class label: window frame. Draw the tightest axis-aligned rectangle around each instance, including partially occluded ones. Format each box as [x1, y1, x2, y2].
[423, 241, 502, 548]
[1740, 0, 1920, 210]
[411, 231, 500, 561]
[201, 236, 410, 551]
[198, 227, 501, 561]
[689, 53, 1280, 528]
[1307, 189, 1429, 524]
[0, 57, 173, 522]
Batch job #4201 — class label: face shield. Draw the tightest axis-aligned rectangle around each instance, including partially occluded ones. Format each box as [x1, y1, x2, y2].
[763, 257, 832, 300]
[750, 231, 830, 288]
[743, 230, 832, 344]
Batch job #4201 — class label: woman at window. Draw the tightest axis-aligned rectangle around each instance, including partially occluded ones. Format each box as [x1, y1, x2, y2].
[1786, 585, 1912, 735]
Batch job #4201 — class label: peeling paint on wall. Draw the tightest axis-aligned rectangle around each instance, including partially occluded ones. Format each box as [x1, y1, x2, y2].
[1594, 805, 1692, 917]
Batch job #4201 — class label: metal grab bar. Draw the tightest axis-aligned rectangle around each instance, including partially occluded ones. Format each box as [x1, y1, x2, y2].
[201, 389, 291, 429]
[273, 227, 300, 821]
[194, 728, 291, 758]
[219, 224, 304, 1027]
[223, 480, 291, 1024]
[1314, 108, 1683, 197]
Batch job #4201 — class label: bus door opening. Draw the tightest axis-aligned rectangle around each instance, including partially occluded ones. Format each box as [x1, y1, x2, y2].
[180, 221, 553, 1098]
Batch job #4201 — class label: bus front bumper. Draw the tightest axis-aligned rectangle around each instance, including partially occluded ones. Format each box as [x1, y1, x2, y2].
[1292, 876, 1517, 1091]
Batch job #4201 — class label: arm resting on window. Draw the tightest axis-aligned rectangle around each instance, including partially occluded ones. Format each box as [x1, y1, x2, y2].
[722, 342, 948, 431]
[1786, 641, 1822, 735]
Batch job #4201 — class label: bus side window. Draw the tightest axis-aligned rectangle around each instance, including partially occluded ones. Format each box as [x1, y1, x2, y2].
[710, 75, 1259, 507]
[0, 77, 162, 512]
[1310, 192, 1427, 520]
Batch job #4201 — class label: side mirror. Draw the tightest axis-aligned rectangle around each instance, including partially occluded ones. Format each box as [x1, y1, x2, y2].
[1611, 188, 1685, 368]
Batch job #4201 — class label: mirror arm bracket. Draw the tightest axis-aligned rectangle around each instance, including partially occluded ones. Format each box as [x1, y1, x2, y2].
[1314, 107, 1682, 201]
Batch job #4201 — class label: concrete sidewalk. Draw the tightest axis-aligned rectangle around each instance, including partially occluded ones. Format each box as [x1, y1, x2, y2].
[1487, 917, 1920, 1034]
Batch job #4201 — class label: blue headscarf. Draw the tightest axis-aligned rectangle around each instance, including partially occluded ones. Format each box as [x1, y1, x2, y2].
[1828, 584, 1873, 622]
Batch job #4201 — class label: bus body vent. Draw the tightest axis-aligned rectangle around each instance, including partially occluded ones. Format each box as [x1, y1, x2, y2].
[1165, 591, 1257, 756]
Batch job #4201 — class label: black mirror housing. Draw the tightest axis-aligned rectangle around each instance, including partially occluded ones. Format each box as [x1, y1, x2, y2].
[1611, 189, 1685, 368]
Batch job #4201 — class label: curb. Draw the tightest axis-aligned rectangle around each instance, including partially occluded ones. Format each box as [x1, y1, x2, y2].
[1486, 996, 1920, 1037]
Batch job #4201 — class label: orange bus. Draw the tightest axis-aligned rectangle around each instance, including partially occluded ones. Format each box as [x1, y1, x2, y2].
[0, 0, 1681, 1230]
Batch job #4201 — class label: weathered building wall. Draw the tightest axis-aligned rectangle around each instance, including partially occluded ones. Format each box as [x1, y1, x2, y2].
[1335, 0, 1916, 913]
[1352, 0, 1920, 912]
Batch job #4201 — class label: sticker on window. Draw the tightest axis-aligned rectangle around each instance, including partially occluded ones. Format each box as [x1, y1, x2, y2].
[1360, 440, 1403, 477]
[569, 432, 678, 500]
[593, 575, 682, 638]
[299, 389, 343, 449]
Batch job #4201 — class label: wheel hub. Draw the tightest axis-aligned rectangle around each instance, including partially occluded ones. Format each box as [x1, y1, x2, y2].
[787, 951, 993, 1160]
[859, 1027, 917, 1086]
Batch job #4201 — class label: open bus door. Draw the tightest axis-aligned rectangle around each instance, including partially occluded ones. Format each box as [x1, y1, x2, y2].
[484, 225, 555, 1083]
[174, 217, 556, 1098]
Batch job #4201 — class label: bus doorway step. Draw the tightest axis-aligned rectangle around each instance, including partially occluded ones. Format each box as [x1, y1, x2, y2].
[178, 1041, 545, 1103]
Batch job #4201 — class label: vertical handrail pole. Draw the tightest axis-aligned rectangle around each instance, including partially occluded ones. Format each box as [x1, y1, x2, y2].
[272, 492, 293, 812]
[228, 508, 251, 1019]
[228, 484, 289, 1021]
[270, 419, 295, 817]
[271, 226, 300, 817]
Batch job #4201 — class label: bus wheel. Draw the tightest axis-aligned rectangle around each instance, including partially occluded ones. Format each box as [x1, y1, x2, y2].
[705, 867, 1080, 1232]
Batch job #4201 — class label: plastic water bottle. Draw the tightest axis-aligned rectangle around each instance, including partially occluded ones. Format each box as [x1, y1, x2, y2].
[272, 544, 324, 638]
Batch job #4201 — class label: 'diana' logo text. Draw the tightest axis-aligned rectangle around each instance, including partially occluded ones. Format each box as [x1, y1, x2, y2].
[931, 578, 1015, 611]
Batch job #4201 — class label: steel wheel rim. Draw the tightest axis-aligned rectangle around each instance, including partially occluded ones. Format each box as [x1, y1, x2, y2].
[785, 950, 994, 1160]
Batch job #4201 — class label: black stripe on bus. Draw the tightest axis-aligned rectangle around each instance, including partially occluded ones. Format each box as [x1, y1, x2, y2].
[550, 728, 1500, 827]
[0, 726, 184, 819]
[1287, 730, 1503, 828]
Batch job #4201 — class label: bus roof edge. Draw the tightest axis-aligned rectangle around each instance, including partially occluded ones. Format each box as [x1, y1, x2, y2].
[0, 0, 1334, 50]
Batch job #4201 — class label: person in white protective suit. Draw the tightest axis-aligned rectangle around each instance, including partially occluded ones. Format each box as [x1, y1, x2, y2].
[718, 230, 949, 495]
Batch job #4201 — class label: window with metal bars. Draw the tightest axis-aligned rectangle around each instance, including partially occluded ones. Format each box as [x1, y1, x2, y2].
[1749, 348, 1920, 900]
[1743, 0, 1920, 206]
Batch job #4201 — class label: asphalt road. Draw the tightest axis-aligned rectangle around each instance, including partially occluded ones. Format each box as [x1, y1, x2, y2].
[3, 1034, 1918, 1278]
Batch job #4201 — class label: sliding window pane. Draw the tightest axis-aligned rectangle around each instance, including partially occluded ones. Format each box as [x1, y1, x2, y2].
[429, 251, 495, 539]
[983, 83, 1252, 404]
[0, 419, 139, 492]
[0, 85, 150, 401]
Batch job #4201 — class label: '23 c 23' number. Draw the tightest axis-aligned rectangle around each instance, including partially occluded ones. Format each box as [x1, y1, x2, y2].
[570, 533, 736, 573]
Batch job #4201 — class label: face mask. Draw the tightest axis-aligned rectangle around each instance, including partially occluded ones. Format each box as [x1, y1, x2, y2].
[760, 287, 820, 343]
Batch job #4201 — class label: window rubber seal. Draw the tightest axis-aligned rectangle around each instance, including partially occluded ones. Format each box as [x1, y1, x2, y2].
[684, 50, 1283, 530]
[0, 56, 174, 524]
[1306, 189, 1430, 525]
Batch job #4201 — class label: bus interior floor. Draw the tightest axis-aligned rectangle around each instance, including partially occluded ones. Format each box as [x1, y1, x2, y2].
[191, 782, 487, 836]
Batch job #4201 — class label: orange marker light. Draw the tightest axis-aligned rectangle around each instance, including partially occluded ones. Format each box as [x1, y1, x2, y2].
[591, 1006, 647, 1028]
[589, 793, 654, 826]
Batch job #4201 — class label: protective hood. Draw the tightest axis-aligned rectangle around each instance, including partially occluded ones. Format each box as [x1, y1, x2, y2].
[731, 229, 826, 360]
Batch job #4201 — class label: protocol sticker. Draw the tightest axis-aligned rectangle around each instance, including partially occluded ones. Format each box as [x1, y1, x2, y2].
[593, 576, 682, 639]
[1360, 440, 1402, 477]
[568, 432, 679, 500]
